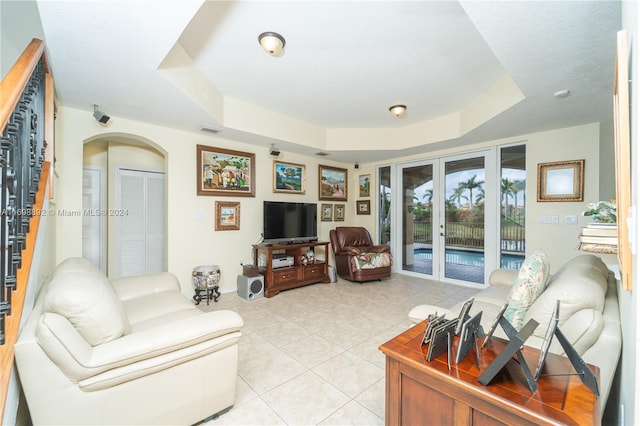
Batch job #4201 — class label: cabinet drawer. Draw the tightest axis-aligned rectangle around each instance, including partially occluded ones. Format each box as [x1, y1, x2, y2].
[272, 268, 298, 284]
[303, 264, 325, 280]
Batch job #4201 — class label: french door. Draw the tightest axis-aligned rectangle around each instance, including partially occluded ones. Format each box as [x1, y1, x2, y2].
[397, 150, 497, 285]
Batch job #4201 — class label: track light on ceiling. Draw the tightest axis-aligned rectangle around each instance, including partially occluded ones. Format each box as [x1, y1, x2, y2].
[93, 104, 111, 124]
[269, 144, 281, 156]
[258, 32, 286, 56]
[389, 104, 407, 117]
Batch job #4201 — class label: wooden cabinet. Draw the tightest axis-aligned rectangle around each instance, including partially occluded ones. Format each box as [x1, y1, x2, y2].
[253, 241, 330, 297]
[379, 320, 599, 426]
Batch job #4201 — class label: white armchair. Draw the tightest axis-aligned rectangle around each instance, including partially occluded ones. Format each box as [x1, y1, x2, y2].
[14, 257, 243, 425]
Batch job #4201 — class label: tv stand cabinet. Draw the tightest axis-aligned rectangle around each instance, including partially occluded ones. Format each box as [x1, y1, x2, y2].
[253, 241, 331, 297]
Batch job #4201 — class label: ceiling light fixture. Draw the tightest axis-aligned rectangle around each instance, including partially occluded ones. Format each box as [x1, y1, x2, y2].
[258, 32, 286, 56]
[554, 89, 571, 98]
[389, 104, 407, 117]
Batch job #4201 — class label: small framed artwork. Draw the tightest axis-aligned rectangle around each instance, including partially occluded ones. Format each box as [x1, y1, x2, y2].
[359, 174, 371, 197]
[321, 203, 333, 221]
[334, 204, 345, 221]
[537, 159, 585, 202]
[356, 200, 370, 215]
[197, 145, 255, 197]
[215, 201, 240, 231]
[273, 161, 305, 194]
[319, 165, 348, 201]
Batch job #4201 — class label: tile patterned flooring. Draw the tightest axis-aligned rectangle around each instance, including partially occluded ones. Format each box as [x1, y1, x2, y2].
[199, 274, 479, 425]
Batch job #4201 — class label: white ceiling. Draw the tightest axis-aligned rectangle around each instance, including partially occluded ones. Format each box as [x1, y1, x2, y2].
[35, 0, 621, 164]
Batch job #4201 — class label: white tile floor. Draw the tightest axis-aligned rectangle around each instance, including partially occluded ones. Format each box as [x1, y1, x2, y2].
[199, 273, 479, 426]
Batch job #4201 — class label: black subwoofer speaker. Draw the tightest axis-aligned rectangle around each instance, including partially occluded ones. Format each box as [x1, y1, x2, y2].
[237, 274, 264, 300]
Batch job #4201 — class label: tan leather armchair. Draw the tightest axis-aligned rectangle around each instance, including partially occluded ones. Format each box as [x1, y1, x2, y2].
[329, 226, 392, 282]
[14, 257, 243, 425]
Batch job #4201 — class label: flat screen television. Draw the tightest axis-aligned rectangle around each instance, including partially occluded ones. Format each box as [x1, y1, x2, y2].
[263, 201, 317, 244]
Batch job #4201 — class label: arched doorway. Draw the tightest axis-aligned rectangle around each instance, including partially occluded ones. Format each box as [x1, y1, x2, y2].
[82, 134, 167, 278]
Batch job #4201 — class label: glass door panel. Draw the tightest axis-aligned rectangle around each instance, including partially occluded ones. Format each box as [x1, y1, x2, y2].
[500, 145, 526, 269]
[401, 163, 434, 274]
[378, 166, 391, 245]
[442, 156, 485, 283]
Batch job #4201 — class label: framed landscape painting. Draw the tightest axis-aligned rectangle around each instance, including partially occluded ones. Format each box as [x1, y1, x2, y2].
[359, 174, 371, 197]
[334, 204, 345, 221]
[357, 200, 370, 215]
[215, 201, 240, 231]
[321, 203, 333, 221]
[197, 145, 255, 197]
[319, 165, 348, 201]
[273, 161, 305, 194]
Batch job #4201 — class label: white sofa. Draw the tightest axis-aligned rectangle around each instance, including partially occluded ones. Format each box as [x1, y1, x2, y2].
[14, 257, 244, 425]
[408, 254, 621, 414]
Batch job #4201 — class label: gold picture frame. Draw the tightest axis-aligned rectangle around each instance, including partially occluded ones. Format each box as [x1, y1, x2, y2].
[537, 160, 585, 202]
[356, 200, 370, 215]
[215, 201, 240, 231]
[197, 145, 255, 197]
[359, 174, 371, 197]
[321, 203, 333, 221]
[273, 161, 305, 194]
[319, 165, 348, 201]
[334, 204, 345, 221]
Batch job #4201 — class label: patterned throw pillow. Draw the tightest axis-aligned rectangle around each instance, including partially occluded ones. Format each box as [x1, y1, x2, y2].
[503, 250, 551, 330]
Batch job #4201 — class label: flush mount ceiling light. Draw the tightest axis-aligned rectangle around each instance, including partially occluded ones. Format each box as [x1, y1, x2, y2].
[258, 32, 286, 56]
[389, 104, 407, 117]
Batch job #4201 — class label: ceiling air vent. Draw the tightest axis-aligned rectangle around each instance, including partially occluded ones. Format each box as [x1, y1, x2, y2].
[199, 124, 223, 134]
[315, 152, 329, 156]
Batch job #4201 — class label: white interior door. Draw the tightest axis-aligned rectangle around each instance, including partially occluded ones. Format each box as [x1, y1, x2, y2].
[115, 168, 166, 278]
[82, 167, 105, 271]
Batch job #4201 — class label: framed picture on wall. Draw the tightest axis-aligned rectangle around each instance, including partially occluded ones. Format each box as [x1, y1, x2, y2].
[319, 165, 348, 201]
[334, 204, 345, 221]
[215, 201, 240, 231]
[321, 203, 333, 221]
[536, 159, 585, 202]
[359, 174, 371, 197]
[356, 200, 370, 215]
[197, 145, 255, 197]
[273, 161, 305, 194]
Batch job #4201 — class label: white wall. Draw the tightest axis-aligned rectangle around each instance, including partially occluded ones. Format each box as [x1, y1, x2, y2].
[525, 123, 617, 270]
[55, 106, 615, 292]
[363, 122, 612, 272]
[55, 106, 358, 296]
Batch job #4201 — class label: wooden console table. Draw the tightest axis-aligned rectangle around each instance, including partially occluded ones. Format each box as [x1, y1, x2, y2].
[253, 241, 330, 297]
[379, 320, 599, 425]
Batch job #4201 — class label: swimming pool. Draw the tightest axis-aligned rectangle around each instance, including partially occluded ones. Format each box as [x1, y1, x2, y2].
[413, 248, 524, 270]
